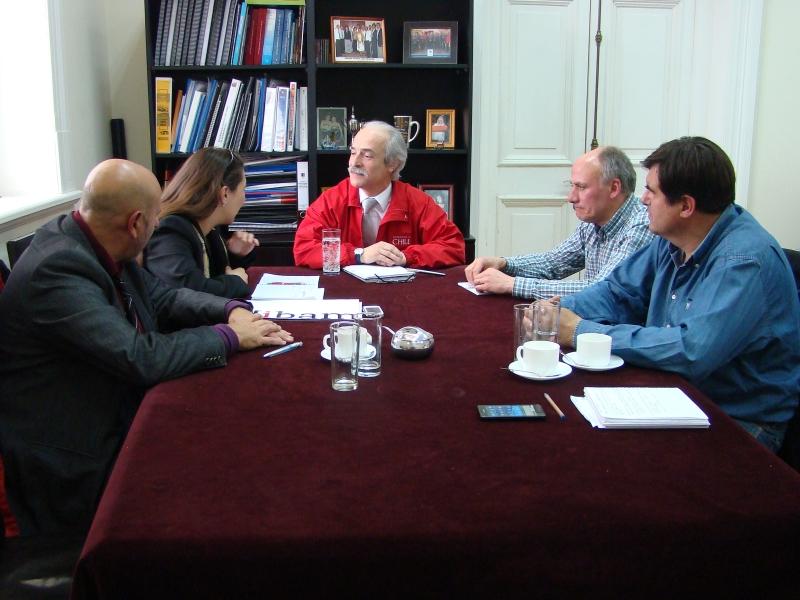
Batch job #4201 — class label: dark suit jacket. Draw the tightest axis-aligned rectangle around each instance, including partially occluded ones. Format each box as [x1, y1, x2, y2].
[145, 214, 253, 299]
[0, 215, 231, 535]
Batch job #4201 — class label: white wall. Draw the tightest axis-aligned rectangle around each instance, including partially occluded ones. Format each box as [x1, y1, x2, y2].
[748, 0, 800, 250]
[104, 0, 151, 169]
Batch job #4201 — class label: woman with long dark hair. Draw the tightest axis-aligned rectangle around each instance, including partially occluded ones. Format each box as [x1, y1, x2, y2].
[145, 148, 258, 298]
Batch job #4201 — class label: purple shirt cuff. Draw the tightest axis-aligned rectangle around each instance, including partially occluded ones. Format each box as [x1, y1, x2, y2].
[225, 299, 253, 320]
[213, 325, 240, 356]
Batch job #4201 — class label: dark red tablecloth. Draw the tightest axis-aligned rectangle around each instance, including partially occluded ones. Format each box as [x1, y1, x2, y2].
[71, 267, 800, 599]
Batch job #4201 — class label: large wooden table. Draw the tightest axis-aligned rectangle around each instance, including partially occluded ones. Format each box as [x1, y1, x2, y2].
[71, 267, 800, 599]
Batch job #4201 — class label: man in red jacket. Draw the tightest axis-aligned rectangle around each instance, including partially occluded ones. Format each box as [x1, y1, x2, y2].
[293, 121, 465, 268]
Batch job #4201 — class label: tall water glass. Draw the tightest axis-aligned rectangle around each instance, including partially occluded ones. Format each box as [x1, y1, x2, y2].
[532, 299, 561, 343]
[357, 305, 383, 377]
[513, 303, 534, 361]
[322, 228, 341, 275]
[330, 321, 360, 391]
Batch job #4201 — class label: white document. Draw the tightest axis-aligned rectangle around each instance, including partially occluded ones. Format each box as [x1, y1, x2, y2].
[251, 286, 324, 300]
[257, 273, 319, 286]
[343, 265, 413, 282]
[252, 273, 322, 300]
[572, 387, 710, 429]
[251, 299, 363, 320]
[457, 281, 488, 295]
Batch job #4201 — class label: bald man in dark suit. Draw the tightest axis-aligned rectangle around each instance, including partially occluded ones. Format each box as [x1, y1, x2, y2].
[0, 159, 292, 536]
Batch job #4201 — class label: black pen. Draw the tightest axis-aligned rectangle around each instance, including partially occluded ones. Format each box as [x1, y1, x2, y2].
[263, 341, 303, 359]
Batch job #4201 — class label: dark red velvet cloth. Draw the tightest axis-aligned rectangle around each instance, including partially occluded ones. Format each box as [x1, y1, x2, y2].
[71, 267, 800, 599]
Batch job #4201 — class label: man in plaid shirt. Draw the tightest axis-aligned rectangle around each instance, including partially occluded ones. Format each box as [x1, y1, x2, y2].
[465, 146, 653, 299]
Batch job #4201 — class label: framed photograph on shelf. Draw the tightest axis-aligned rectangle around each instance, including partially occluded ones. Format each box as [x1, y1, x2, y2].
[316, 107, 348, 150]
[419, 184, 455, 220]
[331, 17, 386, 63]
[425, 109, 456, 149]
[403, 21, 458, 64]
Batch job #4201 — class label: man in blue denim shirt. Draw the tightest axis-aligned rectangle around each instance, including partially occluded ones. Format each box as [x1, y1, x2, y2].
[559, 137, 800, 452]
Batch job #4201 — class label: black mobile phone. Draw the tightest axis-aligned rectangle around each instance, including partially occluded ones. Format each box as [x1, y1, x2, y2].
[477, 404, 546, 420]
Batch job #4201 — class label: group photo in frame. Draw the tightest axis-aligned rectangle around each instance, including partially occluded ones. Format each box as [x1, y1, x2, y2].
[419, 184, 455, 220]
[403, 21, 458, 64]
[330, 17, 386, 63]
[316, 107, 348, 150]
[425, 109, 456, 148]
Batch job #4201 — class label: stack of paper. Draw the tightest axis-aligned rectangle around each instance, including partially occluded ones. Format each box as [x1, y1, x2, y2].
[343, 265, 414, 282]
[571, 387, 710, 429]
[252, 273, 323, 300]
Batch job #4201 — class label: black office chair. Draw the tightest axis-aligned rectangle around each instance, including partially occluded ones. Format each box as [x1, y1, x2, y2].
[0, 258, 9, 286]
[7, 233, 35, 269]
[778, 248, 800, 471]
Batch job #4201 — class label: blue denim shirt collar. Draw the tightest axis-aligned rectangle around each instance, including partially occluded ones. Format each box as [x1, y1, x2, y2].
[667, 203, 740, 268]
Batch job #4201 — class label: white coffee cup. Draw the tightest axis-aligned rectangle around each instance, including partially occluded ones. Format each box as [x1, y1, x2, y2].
[576, 333, 612, 368]
[323, 327, 372, 358]
[516, 340, 559, 376]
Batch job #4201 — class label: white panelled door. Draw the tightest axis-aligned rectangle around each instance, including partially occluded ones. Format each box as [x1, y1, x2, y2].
[471, 0, 762, 258]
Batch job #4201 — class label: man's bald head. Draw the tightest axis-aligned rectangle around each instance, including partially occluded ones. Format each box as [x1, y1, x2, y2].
[78, 159, 162, 261]
[80, 159, 161, 218]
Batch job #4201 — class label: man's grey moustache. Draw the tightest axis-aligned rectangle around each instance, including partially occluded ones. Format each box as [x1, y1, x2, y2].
[348, 167, 367, 176]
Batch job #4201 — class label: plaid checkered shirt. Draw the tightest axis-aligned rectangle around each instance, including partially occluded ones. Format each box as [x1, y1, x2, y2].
[503, 194, 653, 299]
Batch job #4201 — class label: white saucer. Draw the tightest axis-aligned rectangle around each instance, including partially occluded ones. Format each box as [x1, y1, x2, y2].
[321, 345, 377, 361]
[563, 352, 624, 372]
[508, 360, 572, 381]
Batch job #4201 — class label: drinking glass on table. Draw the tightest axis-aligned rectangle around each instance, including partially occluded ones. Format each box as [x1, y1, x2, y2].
[532, 299, 560, 343]
[322, 228, 341, 275]
[513, 303, 534, 361]
[330, 321, 359, 391]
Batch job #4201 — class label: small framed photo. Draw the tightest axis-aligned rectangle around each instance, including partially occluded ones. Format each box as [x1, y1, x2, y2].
[425, 109, 456, 149]
[419, 184, 455, 220]
[331, 17, 386, 63]
[316, 107, 348, 150]
[403, 21, 458, 64]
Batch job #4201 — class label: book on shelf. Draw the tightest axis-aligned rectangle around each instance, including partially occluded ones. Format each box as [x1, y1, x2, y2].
[197, 0, 215, 64]
[186, 0, 202, 65]
[205, 0, 225, 65]
[297, 160, 308, 210]
[154, 77, 173, 154]
[286, 81, 297, 152]
[154, 74, 304, 154]
[170, 89, 183, 146]
[296, 86, 307, 151]
[213, 77, 242, 147]
[273, 86, 289, 152]
[171, 78, 196, 152]
[154, 0, 305, 66]
[177, 80, 207, 152]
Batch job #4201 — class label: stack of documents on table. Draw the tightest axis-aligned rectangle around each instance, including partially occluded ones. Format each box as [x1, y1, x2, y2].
[252, 273, 323, 300]
[343, 265, 413, 282]
[571, 387, 710, 429]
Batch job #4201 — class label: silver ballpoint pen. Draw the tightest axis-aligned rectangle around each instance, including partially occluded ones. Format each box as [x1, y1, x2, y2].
[262, 341, 303, 358]
[407, 268, 445, 276]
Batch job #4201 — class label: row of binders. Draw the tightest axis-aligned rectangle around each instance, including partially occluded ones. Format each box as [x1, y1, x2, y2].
[155, 76, 308, 154]
[153, 0, 306, 67]
[229, 155, 308, 238]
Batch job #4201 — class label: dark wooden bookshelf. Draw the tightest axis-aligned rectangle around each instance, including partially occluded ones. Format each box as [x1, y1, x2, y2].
[144, 0, 474, 265]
